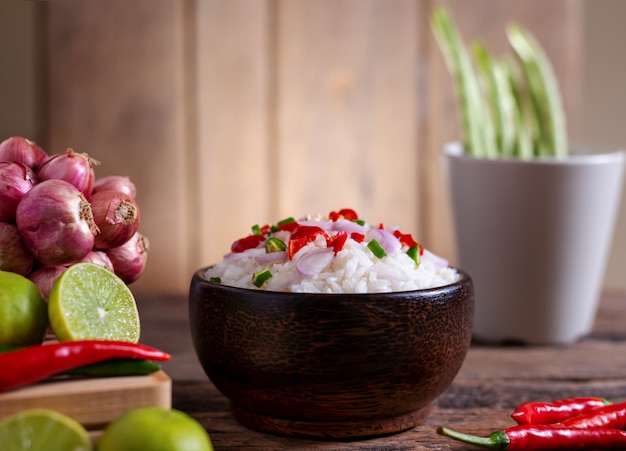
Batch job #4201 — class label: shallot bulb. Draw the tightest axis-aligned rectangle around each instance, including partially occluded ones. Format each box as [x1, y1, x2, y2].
[93, 175, 136, 199]
[16, 179, 99, 266]
[0, 222, 33, 275]
[0, 136, 48, 170]
[78, 250, 114, 272]
[106, 232, 149, 283]
[0, 161, 38, 223]
[28, 266, 67, 300]
[37, 148, 99, 196]
[90, 190, 140, 250]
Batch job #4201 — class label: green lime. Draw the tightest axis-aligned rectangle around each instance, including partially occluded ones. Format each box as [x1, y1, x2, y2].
[0, 270, 48, 346]
[96, 407, 213, 451]
[48, 263, 140, 342]
[0, 408, 92, 451]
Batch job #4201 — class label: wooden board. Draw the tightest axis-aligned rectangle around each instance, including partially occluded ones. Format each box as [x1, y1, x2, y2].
[0, 371, 171, 431]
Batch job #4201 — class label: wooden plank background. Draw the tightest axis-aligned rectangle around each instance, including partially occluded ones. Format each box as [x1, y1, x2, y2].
[40, 0, 583, 295]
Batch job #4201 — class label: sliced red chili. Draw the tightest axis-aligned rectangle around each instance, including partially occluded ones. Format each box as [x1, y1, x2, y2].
[287, 225, 328, 259]
[350, 232, 365, 243]
[260, 224, 272, 235]
[329, 208, 359, 222]
[327, 232, 348, 254]
[393, 230, 418, 248]
[231, 234, 266, 253]
[277, 221, 299, 233]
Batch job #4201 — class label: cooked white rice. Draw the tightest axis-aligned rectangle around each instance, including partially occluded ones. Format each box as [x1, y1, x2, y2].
[205, 213, 460, 293]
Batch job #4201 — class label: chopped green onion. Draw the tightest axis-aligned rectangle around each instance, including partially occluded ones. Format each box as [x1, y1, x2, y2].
[407, 246, 420, 266]
[251, 224, 262, 235]
[252, 269, 272, 288]
[209, 277, 221, 284]
[354, 219, 366, 226]
[265, 237, 286, 253]
[367, 239, 386, 258]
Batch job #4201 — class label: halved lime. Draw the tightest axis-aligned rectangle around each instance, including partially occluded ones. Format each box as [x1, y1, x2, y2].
[0, 408, 92, 451]
[48, 262, 140, 342]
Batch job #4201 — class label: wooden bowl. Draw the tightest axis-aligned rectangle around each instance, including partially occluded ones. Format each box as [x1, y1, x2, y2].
[189, 267, 474, 439]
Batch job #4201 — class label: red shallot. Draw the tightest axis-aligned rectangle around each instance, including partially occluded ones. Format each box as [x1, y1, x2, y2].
[93, 175, 137, 199]
[0, 222, 33, 275]
[368, 228, 402, 255]
[0, 161, 38, 223]
[90, 190, 140, 250]
[106, 231, 149, 283]
[28, 266, 67, 300]
[16, 179, 99, 266]
[296, 248, 334, 278]
[0, 136, 48, 170]
[77, 250, 114, 272]
[37, 148, 99, 196]
[255, 251, 288, 265]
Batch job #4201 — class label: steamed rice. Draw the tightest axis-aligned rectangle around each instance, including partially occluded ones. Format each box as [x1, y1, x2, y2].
[205, 210, 460, 293]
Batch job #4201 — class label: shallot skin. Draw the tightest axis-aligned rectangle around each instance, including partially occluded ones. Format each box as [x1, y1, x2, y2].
[0, 222, 33, 276]
[107, 231, 149, 283]
[28, 266, 67, 300]
[16, 179, 98, 266]
[93, 175, 137, 199]
[0, 136, 48, 170]
[37, 148, 98, 196]
[0, 162, 38, 223]
[90, 190, 140, 250]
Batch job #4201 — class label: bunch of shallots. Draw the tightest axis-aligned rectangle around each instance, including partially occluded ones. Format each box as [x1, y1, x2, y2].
[0, 136, 149, 298]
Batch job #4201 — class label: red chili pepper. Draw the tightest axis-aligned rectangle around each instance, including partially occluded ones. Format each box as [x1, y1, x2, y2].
[231, 234, 265, 253]
[329, 208, 359, 222]
[327, 231, 348, 254]
[260, 224, 272, 235]
[350, 232, 365, 243]
[558, 401, 626, 429]
[512, 397, 612, 425]
[392, 230, 418, 248]
[438, 424, 626, 450]
[277, 221, 299, 233]
[0, 340, 171, 392]
[287, 225, 328, 259]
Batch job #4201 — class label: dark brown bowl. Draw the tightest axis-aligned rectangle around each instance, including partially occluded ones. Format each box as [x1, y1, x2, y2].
[189, 267, 473, 439]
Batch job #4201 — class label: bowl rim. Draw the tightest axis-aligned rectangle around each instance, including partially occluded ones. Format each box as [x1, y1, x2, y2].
[191, 265, 472, 298]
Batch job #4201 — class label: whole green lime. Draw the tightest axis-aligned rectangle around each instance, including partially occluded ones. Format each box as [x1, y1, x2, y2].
[0, 270, 48, 346]
[96, 407, 213, 451]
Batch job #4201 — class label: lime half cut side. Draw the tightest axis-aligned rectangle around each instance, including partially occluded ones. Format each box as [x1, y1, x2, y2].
[0, 408, 92, 451]
[48, 262, 140, 343]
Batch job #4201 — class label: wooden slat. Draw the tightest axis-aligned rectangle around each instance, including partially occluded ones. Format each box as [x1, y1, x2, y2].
[41, 0, 584, 295]
[193, 0, 272, 268]
[0, 371, 171, 431]
[275, 0, 422, 235]
[44, 0, 192, 294]
[423, 0, 583, 265]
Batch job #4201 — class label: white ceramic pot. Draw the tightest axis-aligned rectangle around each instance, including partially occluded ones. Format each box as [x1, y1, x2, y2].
[443, 142, 625, 345]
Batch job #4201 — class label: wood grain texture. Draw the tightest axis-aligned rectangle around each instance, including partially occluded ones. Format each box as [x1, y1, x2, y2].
[275, 0, 421, 236]
[44, 0, 192, 294]
[42, 0, 583, 294]
[193, 0, 272, 267]
[0, 371, 171, 431]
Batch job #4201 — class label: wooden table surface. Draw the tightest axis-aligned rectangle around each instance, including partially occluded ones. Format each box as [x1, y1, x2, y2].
[138, 291, 626, 450]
